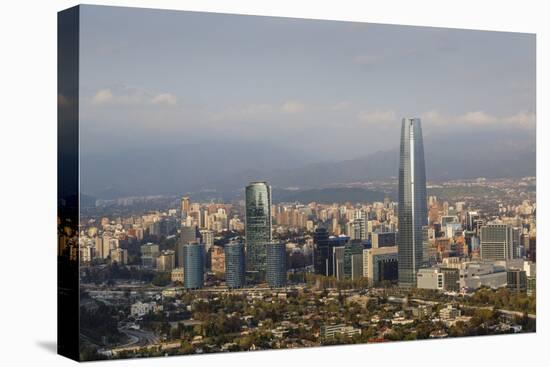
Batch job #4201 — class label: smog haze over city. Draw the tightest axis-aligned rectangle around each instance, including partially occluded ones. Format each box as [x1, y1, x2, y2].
[78, 5, 535, 199]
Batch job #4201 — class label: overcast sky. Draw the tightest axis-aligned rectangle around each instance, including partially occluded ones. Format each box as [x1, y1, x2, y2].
[79, 5, 535, 162]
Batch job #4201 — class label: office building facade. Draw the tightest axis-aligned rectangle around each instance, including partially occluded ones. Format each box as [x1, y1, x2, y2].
[245, 182, 272, 272]
[266, 242, 286, 287]
[480, 224, 513, 261]
[398, 117, 428, 288]
[363, 246, 398, 285]
[183, 243, 205, 289]
[225, 242, 246, 288]
[344, 241, 364, 280]
[141, 243, 159, 268]
[313, 227, 331, 275]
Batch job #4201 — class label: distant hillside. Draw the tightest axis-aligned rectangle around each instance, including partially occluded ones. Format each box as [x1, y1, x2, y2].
[81, 128, 535, 199]
[427, 186, 504, 199]
[264, 129, 535, 188]
[273, 187, 388, 204]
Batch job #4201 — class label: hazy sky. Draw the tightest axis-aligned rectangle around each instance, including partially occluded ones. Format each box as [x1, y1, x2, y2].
[79, 5, 535, 163]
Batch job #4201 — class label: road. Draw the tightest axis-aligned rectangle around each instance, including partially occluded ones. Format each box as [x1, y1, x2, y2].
[118, 326, 160, 347]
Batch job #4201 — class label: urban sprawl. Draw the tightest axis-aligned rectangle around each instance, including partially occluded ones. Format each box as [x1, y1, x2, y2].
[59, 118, 536, 360]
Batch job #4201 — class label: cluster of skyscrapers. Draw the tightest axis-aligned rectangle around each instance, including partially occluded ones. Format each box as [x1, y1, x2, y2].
[136, 116, 532, 292]
[171, 181, 286, 290]
[244, 182, 287, 287]
[311, 117, 430, 288]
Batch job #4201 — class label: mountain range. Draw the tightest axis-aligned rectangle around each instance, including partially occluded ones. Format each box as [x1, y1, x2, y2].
[81, 128, 535, 199]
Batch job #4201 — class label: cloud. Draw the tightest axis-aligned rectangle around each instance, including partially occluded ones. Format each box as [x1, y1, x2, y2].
[281, 101, 306, 114]
[357, 110, 396, 124]
[503, 111, 536, 127]
[90, 87, 178, 106]
[458, 111, 497, 125]
[91, 88, 115, 105]
[419, 109, 535, 129]
[420, 110, 449, 126]
[90, 87, 146, 105]
[354, 109, 535, 130]
[331, 101, 352, 111]
[151, 93, 177, 105]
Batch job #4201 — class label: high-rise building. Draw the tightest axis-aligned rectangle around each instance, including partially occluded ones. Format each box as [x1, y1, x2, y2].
[157, 250, 175, 272]
[225, 242, 246, 288]
[466, 211, 480, 231]
[180, 225, 198, 244]
[507, 268, 527, 293]
[101, 234, 111, 260]
[181, 196, 190, 218]
[245, 182, 272, 272]
[313, 227, 331, 275]
[141, 243, 159, 268]
[512, 227, 522, 259]
[344, 241, 364, 280]
[177, 225, 198, 267]
[171, 267, 184, 283]
[480, 224, 513, 261]
[183, 243, 204, 289]
[363, 246, 398, 286]
[199, 229, 214, 252]
[371, 232, 397, 248]
[441, 215, 457, 227]
[332, 246, 345, 280]
[266, 242, 286, 287]
[210, 245, 225, 274]
[351, 216, 366, 241]
[398, 117, 428, 288]
[94, 236, 105, 259]
[110, 248, 128, 265]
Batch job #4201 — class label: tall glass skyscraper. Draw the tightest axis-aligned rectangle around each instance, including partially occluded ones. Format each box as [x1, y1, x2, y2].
[225, 242, 246, 288]
[245, 182, 272, 272]
[344, 241, 364, 280]
[266, 242, 286, 288]
[183, 242, 205, 289]
[398, 118, 428, 288]
[313, 227, 331, 275]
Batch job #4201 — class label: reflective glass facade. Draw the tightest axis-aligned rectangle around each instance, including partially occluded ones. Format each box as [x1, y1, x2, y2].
[245, 182, 272, 272]
[266, 242, 286, 288]
[398, 118, 428, 288]
[313, 227, 331, 275]
[183, 243, 204, 289]
[225, 242, 246, 288]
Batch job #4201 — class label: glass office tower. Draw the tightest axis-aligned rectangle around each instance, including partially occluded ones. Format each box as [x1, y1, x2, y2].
[183, 242, 205, 289]
[313, 227, 331, 276]
[225, 242, 246, 288]
[344, 241, 364, 280]
[245, 182, 272, 272]
[398, 118, 428, 288]
[266, 242, 287, 288]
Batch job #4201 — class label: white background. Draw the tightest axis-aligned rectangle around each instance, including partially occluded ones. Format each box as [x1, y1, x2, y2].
[0, 0, 546, 366]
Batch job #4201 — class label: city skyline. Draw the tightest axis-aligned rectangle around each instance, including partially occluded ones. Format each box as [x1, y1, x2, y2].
[56, 5, 536, 362]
